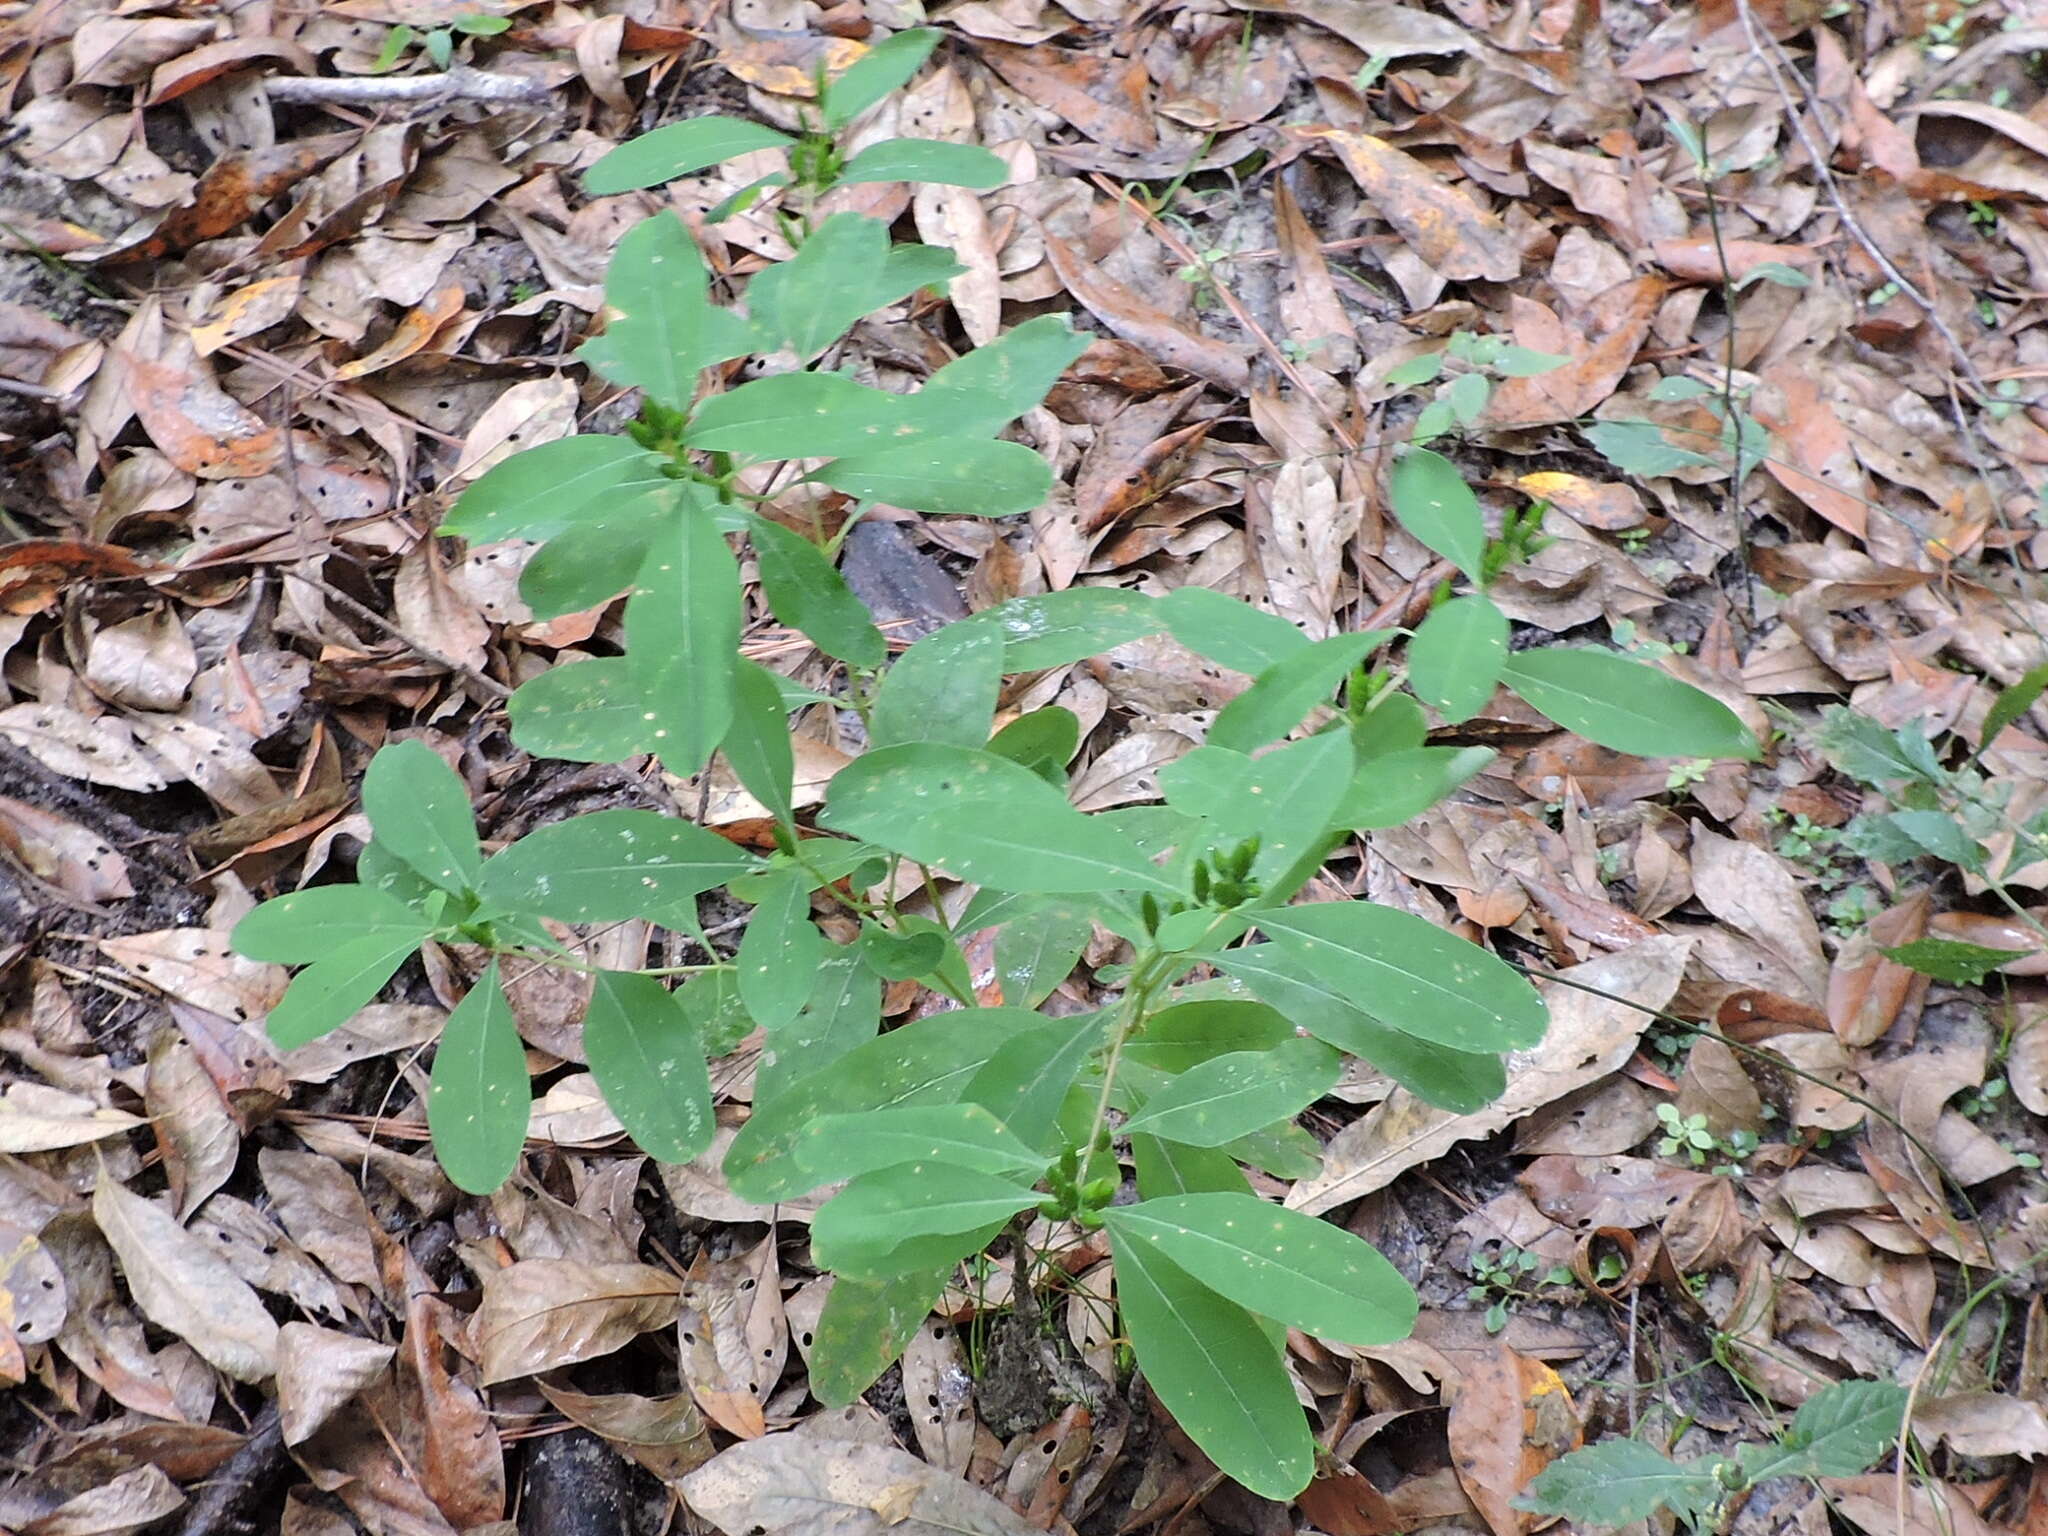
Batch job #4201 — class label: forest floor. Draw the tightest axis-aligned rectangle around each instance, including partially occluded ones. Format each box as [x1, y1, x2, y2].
[2, 2, 2047, 1534]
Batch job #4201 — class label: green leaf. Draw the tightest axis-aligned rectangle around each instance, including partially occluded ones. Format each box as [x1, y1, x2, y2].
[585, 115, 795, 194]
[1445, 371, 1490, 426]
[585, 972, 713, 1163]
[919, 315, 1091, 437]
[508, 657, 657, 762]
[824, 743, 1175, 894]
[625, 502, 742, 777]
[1878, 936, 2024, 985]
[1982, 660, 2048, 749]
[1386, 354, 1442, 387]
[964, 1015, 1107, 1150]
[1502, 647, 1757, 760]
[1111, 1232, 1313, 1500]
[1121, 1037, 1339, 1146]
[808, 1268, 953, 1407]
[858, 923, 948, 982]
[736, 868, 821, 1031]
[823, 27, 942, 130]
[811, 1165, 1039, 1279]
[1159, 586, 1309, 674]
[1171, 730, 1353, 888]
[869, 617, 1004, 751]
[995, 900, 1093, 1008]
[1330, 745, 1495, 830]
[479, 810, 756, 923]
[1494, 345, 1571, 376]
[983, 588, 1164, 671]
[362, 741, 481, 895]
[516, 491, 675, 618]
[440, 435, 668, 543]
[356, 839, 438, 907]
[1583, 418, 1717, 477]
[578, 213, 754, 408]
[987, 708, 1080, 784]
[746, 213, 890, 359]
[1883, 809, 1986, 872]
[265, 934, 418, 1048]
[838, 138, 1006, 188]
[1388, 447, 1486, 582]
[725, 1006, 1048, 1200]
[814, 437, 1052, 515]
[754, 948, 879, 1106]
[1208, 632, 1391, 754]
[1211, 946, 1505, 1113]
[1104, 1194, 1416, 1345]
[686, 372, 916, 460]
[1124, 999, 1293, 1073]
[1515, 1440, 1720, 1526]
[1255, 901, 1547, 1053]
[1408, 595, 1507, 723]
[724, 658, 797, 826]
[426, 963, 529, 1195]
[1132, 1134, 1251, 1198]
[1737, 1379, 1906, 1482]
[233, 885, 432, 965]
[1352, 692, 1428, 759]
[1734, 261, 1811, 291]
[1649, 376, 1715, 402]
[746, 513, 886, 669]
[792, 1104, 1044, 1190]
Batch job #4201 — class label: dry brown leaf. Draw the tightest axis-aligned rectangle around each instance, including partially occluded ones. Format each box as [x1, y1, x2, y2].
[1043, 236, 1250, 393]
[99, 929, 288, 1025]
[1688, 826, 1827, 1004]
[119, 303, 281, 479]
[0, 705, 168, 792]
[0, 795, 131, 903]
[901, 1312, 977, 1473]
[1306, 127, 1520, 282]
[144, 1031, 239, 1220]
[451, 375, 578, 483]
[1287, 937, 1691, 1214]
[92, 1175, 279, 1382]
[537, 1382, 714, 1483]
[393, 535, 490, 673]
[0, 1081, 144, 1153]
[259, 1148, 386, 1295]
[681, 1436, 1043, 1536]
[476, 1258, 680, 1385]
[1256, 458, 1358, 640]
[1824, 1474, 1999, 1536]
[83, 608, 197, 712]
[407, 1292, 505, 1527]
[1445, 1344, 1580, 1536]
[976, 41, 1158, 154]
[1674, 1035, 1763, 1137]
[276, 1322, 395, 1445]
[19, 1463, 185, 1536]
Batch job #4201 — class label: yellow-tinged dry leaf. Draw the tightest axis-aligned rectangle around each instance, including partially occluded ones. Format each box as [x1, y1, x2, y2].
[1304, 127, 1520, 282]
[189, 276, 304, 356]
[1446, 1343, 1581, 1536]
[92, 1175, 280, 1382]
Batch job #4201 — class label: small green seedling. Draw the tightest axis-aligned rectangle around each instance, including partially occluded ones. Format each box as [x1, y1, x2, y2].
[1466, 1244, 1576, 1334]
[1655, 1104, 1757, 1176]
[372, 11, 510, 72]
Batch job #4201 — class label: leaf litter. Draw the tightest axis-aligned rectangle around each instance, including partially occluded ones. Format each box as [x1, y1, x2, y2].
[2, 1, 2048, 1533]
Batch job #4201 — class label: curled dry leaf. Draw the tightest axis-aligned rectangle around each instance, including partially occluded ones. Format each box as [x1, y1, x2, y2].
[92, 1175, 279, 1382]
[537, 1381, 714, 1483]
[681, 1437, 1044, 1536]
[276, 1322, 396, 1445]
[476, 1258, 681, 1384]
[83, 607, 197, 711]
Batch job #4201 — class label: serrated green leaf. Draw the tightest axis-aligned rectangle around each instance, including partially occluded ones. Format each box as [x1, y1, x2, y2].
[808, 1267, 954, 1407]
[814, 436, 1052, 515]
[441, 435, 668, 543]
[1389, 447, 1486, 581]
[626, 501, 742, 777]
[1330, 745, 1494, 831]
[1121, 1037, 1339, 1146]
[1112, 1233, 1313, 1500]
[869, 616, 1004, 750]
[1104, 1193, 1415, 1345]
[995, 899, 1093, 1008]
[823, 28, 943, 130]
[1159, 585, 1309, 674]
[1583, 418, 1717, 477]
[1515, 1440, 1719, 1525]
[233, 884, 432, 964]
[811, 1164, 1038, 1278]
[427, 963, 529, 1194]
[362, 741, 481, 895]
[982, 588, 1164, 671]
[1982, 660, 2048, 750]
[822, 742, 1175, 893]
[1737, 1379, 1906, 1482]
[1501, 647, 1758, 760]
[578, 213, 754, 407]
[585, 971, 713, 1163]
[792, 1104, 1044, 1190]
[1883, 809, 1986, 871]
[1208, 631, 1391, 754]
[265, 934, 417, 1048]
[838, 137, 1006, 187]
[724, 657, 797, 826]
[1878, 936, 2024, 985]
[508, 657, 656, 762]
[1255, 901, 1546, 1053]
[735, 868, 821, 1031]
[584, 115, 793, 194]
[1408, 595, 1507, 723]
[746, 512, 886, 669]
[919, 315, 1091, 437]
[686, 372, 915, 460]
[479, 810, 757, 923]
[725, 1006, 1048, 1200]
[1211, 945, 1505, 1113]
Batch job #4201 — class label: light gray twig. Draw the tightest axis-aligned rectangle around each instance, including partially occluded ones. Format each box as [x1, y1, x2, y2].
[265, 66, 554, 107]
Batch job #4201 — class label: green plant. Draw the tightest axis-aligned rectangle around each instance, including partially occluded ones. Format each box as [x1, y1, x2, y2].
[1465, 1243, 1576, 1333]
[372, 11, 510, 72]
[1518, 1379, 1907, 1531]
[229, 30, 1759, 1501]
[1654, 1103, 1757, 1176]
[1388, 329, 1570, 445]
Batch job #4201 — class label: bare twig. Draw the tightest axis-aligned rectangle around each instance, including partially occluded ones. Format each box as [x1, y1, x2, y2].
[265, 66, 555, 107]
[296, 571, 513, 701]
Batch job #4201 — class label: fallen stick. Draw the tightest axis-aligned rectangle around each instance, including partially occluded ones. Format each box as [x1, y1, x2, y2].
[265, 66, 554, 106]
